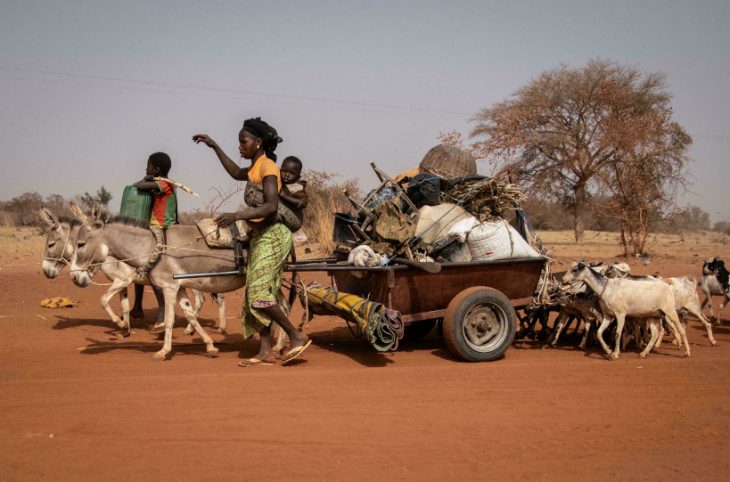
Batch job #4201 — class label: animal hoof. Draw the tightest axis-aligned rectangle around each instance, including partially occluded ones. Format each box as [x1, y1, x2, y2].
[207, 347, 219, 357]
[217, 328, 226, 334]
[184, 329, 194, 336]
[153, 351, 167, 361]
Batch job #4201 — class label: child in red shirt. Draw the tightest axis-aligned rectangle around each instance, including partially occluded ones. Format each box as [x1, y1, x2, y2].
[133, 152, 177, 277]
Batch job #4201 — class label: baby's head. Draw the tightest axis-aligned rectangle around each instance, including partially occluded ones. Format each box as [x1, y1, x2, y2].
[280, 156, 302, 185]
[146, 152, 172, 177]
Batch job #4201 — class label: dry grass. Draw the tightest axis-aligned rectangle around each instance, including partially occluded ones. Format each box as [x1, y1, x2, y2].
[0, 211, 14, 227]
[539, 229, 730, 265]
[300, 170, 360, 253]
[0, 226, 45, 267]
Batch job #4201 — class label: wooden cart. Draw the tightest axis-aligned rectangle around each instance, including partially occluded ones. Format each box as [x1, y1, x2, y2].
[290, 256, 547, 362]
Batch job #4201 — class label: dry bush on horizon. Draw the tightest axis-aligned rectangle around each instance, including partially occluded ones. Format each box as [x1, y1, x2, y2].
[301, 170, 361, 252]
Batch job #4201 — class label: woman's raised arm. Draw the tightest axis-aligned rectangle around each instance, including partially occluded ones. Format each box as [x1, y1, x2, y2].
[192, 134, 248, 181]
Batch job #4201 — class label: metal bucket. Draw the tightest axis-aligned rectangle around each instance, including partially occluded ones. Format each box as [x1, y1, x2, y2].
[332, 213, 362, 246]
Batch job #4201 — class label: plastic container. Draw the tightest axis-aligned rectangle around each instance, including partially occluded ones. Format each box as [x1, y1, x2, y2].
[119, 185, 152, 222]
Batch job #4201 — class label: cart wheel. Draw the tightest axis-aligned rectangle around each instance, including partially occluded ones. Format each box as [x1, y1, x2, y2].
[402, 319, 437, 342]
[443, 287, 516, 362]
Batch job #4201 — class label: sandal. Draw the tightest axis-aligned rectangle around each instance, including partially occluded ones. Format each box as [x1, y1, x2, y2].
[281, 339, 312, 365]
[238, 358, 274, 367]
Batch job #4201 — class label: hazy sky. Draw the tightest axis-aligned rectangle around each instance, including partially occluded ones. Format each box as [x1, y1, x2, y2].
[1, 0, 729, 220]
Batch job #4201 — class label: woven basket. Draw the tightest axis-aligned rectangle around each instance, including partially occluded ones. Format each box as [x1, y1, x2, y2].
[420, 145, 477, 179]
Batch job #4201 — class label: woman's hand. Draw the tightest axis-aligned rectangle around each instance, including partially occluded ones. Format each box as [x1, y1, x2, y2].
[192, 134, 218, 149]
[214, 212, 238, 228]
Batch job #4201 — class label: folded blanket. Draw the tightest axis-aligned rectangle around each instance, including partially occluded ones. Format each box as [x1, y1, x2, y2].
[302, 285, 404, 352]
[244, 183, 303, 232]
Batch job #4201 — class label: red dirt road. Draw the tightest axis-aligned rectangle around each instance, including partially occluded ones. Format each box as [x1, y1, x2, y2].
[1, 257, 730, 481]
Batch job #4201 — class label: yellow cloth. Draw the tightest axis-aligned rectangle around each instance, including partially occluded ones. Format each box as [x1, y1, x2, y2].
[394, 166, 424, 183]
[303, 286, 404, 352]
[247, 155, 282, 191]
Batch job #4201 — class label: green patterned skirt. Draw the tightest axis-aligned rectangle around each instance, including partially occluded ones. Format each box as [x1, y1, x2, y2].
[241, 222, 293, 339]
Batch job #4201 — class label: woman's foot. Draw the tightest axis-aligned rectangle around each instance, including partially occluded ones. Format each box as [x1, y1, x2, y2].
[282, 338, 312, 365]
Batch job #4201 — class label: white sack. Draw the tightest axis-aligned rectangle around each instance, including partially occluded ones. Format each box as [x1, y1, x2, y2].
[446, 215, 479, 243]
[467, 219, 540, 260]
[415, 203, 471, 245]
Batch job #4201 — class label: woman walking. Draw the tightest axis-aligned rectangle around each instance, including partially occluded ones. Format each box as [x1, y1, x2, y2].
[193, 117, 311, 366]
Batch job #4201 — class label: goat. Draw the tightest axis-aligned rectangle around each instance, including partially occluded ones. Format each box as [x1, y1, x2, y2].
[547, 263, 628, 350]
[562, 262, 689, 360]
[604, 265, 716, 346]
[700, 257, 729, 324]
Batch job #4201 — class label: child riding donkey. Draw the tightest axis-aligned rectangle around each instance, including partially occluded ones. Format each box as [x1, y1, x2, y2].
[133, 152, 178, 278]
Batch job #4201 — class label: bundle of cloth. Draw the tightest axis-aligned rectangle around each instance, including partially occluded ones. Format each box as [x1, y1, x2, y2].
[244, 183, 303, 232]
[302, 285, 404, 352]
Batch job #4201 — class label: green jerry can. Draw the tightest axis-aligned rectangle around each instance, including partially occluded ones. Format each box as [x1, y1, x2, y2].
[119, 186, 152, 222]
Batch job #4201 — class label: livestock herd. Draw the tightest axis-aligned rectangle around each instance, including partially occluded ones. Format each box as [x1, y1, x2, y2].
[39, 205, 730, 362]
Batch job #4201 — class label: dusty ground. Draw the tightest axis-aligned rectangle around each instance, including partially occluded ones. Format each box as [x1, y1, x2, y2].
[1, 227, 729, 481]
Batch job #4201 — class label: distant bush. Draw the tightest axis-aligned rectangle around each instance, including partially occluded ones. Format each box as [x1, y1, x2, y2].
[0, 191, 97, 227]
[301, 170, 360, 250]
[713, 221, 730, 235]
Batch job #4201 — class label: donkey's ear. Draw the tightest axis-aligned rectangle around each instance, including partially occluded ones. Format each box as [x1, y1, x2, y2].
[38, 207, 59, 228]
[68, 201, 88, 223]
[90, 202, 106, 222]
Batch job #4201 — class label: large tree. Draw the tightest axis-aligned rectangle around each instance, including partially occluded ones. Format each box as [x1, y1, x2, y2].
[599, 116, 690, 255]
[470, 59, 689, 242]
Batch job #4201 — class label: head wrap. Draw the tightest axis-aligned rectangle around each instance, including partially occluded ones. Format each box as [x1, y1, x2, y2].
[242, 117, 283, 161]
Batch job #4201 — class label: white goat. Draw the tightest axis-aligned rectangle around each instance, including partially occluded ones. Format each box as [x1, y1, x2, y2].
[548, 263, 629, 350]
[562, 262, 689, 360]
[604, 264, 717, 346]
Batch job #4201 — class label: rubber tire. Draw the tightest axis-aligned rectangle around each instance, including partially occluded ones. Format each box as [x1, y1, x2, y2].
[402, 319, 437, 342]
[443, 286, 517, 362]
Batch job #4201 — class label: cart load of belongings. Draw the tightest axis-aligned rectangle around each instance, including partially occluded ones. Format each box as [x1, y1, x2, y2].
[333, 144, 544, 265]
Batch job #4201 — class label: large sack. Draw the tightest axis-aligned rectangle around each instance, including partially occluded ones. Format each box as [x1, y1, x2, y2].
[446, 215, 478, 243]
[373, 200, 417, 244]
[196, 218, 250, 249]
[415, 203, 471, 245]
[467, 219, 540, 260]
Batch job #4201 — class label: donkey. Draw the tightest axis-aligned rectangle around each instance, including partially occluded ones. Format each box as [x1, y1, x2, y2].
[68, 205, 249, 360]
[40, 206, 226, 335]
